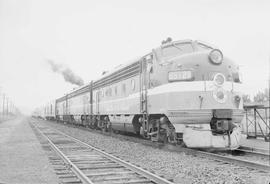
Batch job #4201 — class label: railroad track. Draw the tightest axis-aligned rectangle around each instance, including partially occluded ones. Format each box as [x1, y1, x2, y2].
[83, 124, 270, 173]
[94, 131, 270, 172]
[135, 140, 270, 173]
[192, 148, 270, 172]
[33, 119, 270, 176]
[31, 123, 174, 184]
[131, 140, 270, 173]
[237, 146, 270, 156]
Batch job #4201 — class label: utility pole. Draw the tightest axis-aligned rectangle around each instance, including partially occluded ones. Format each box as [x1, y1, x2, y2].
[2, 94, 5, 117]
[5, 97, 8, 116]
[269, 55, 270, 165]
[6, 97, 9, 116]
[9, 102, 13, 115]
[0, 87, 1, 117]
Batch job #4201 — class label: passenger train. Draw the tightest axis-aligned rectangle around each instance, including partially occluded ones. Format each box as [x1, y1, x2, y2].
[34, 38, 244, 149]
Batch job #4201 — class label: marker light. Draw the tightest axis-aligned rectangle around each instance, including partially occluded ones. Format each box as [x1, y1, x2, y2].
[213, 73, 226, 86]
[213, 88, 227, 103]
[168, 70, 193, 81]
[209, 49, 223, 64]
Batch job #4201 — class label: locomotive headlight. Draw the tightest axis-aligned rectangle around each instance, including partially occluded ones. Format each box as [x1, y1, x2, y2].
[168, 70, 193, 81]
[209, 49, 223, 64]
[213, 88, 227, 103]
[213, 73, 226, 86]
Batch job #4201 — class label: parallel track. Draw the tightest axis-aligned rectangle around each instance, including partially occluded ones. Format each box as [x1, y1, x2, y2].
[31, 123, 174, 184]
[192, 149, 270, 172]
[237, 146, 270, 156]
[78, 123, 270, 173]
[56, 120, 270, 173]
[131, 139, 270, 172]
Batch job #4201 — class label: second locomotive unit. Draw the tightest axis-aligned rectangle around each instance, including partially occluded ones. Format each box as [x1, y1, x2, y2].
[40, 38, 244, 150]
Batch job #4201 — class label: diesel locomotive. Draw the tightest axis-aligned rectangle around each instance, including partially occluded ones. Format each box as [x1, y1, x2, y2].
[36, 38, 244, 149]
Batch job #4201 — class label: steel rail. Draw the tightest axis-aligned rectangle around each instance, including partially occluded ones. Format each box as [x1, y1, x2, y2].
[141, 142, 270, 172]
[238, 146, 269, 155]
[88, 126, 270, 173]
[98, 129, 270, 173]
[193, 149, 270, 172]
[235, 148, 269, 157]
[32, 124, 94, 184]
[42, 124, 174, 184]
[138, 141, 270, 172]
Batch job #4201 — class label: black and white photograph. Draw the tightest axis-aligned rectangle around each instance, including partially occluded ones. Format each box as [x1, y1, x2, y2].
[0, 0, 270, 183]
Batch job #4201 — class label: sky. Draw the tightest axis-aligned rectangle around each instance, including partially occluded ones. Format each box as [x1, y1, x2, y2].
[0, 0, 270, 114]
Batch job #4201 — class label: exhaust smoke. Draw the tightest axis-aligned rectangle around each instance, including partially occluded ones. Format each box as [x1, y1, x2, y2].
[47, 60, 84, 86]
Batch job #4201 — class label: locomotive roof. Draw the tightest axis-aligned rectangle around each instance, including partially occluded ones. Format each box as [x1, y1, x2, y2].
[94, 39, 216, 82]
[56, 39, 217, 102]
[93, 56, 142, 81]
[56, 56, 142, 102]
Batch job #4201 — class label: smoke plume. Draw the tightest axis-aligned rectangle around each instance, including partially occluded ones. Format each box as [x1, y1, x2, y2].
[47, 59, 84, 86]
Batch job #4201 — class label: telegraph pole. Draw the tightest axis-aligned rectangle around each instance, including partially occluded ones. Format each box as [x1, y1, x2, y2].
[2, 94, 5, 117]
[0, 88, 1, 120]
[269, 55, 270, 165]
[10, 102, 13, 115]
[6, 97, 9, 116]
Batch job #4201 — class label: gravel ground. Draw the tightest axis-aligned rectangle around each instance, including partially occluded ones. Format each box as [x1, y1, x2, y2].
[35, 119, 270, 184]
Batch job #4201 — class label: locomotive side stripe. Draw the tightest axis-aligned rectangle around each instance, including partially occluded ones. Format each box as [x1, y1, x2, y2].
[95, 81, 242, 107]
[147, 81, 243, 96]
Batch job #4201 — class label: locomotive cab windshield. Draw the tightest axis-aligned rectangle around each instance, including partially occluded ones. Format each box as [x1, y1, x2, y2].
[158, 40, 216, 65]
[159, 41, 194, 63]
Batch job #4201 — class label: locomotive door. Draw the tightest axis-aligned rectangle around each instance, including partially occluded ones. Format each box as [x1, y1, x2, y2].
[89, 81, 93, 116]
[139, 54, 152, 134]
[63, 95, 68, 121]
[96, 90, 100, 115]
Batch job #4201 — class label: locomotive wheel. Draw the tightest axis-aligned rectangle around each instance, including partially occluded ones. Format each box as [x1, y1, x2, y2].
[101, 117, 110, 132]
[113, 129, 120, 134]
[91, 117, 98, 129]
[107, 121, 112, 132]
[160, 117, 177, 144]
[148, 119, 164, 142]
[157, 129, 168, 143]
[148, 125, 157, 141]
[101, 120, 107, 132]
[140, 126, 147, 138]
